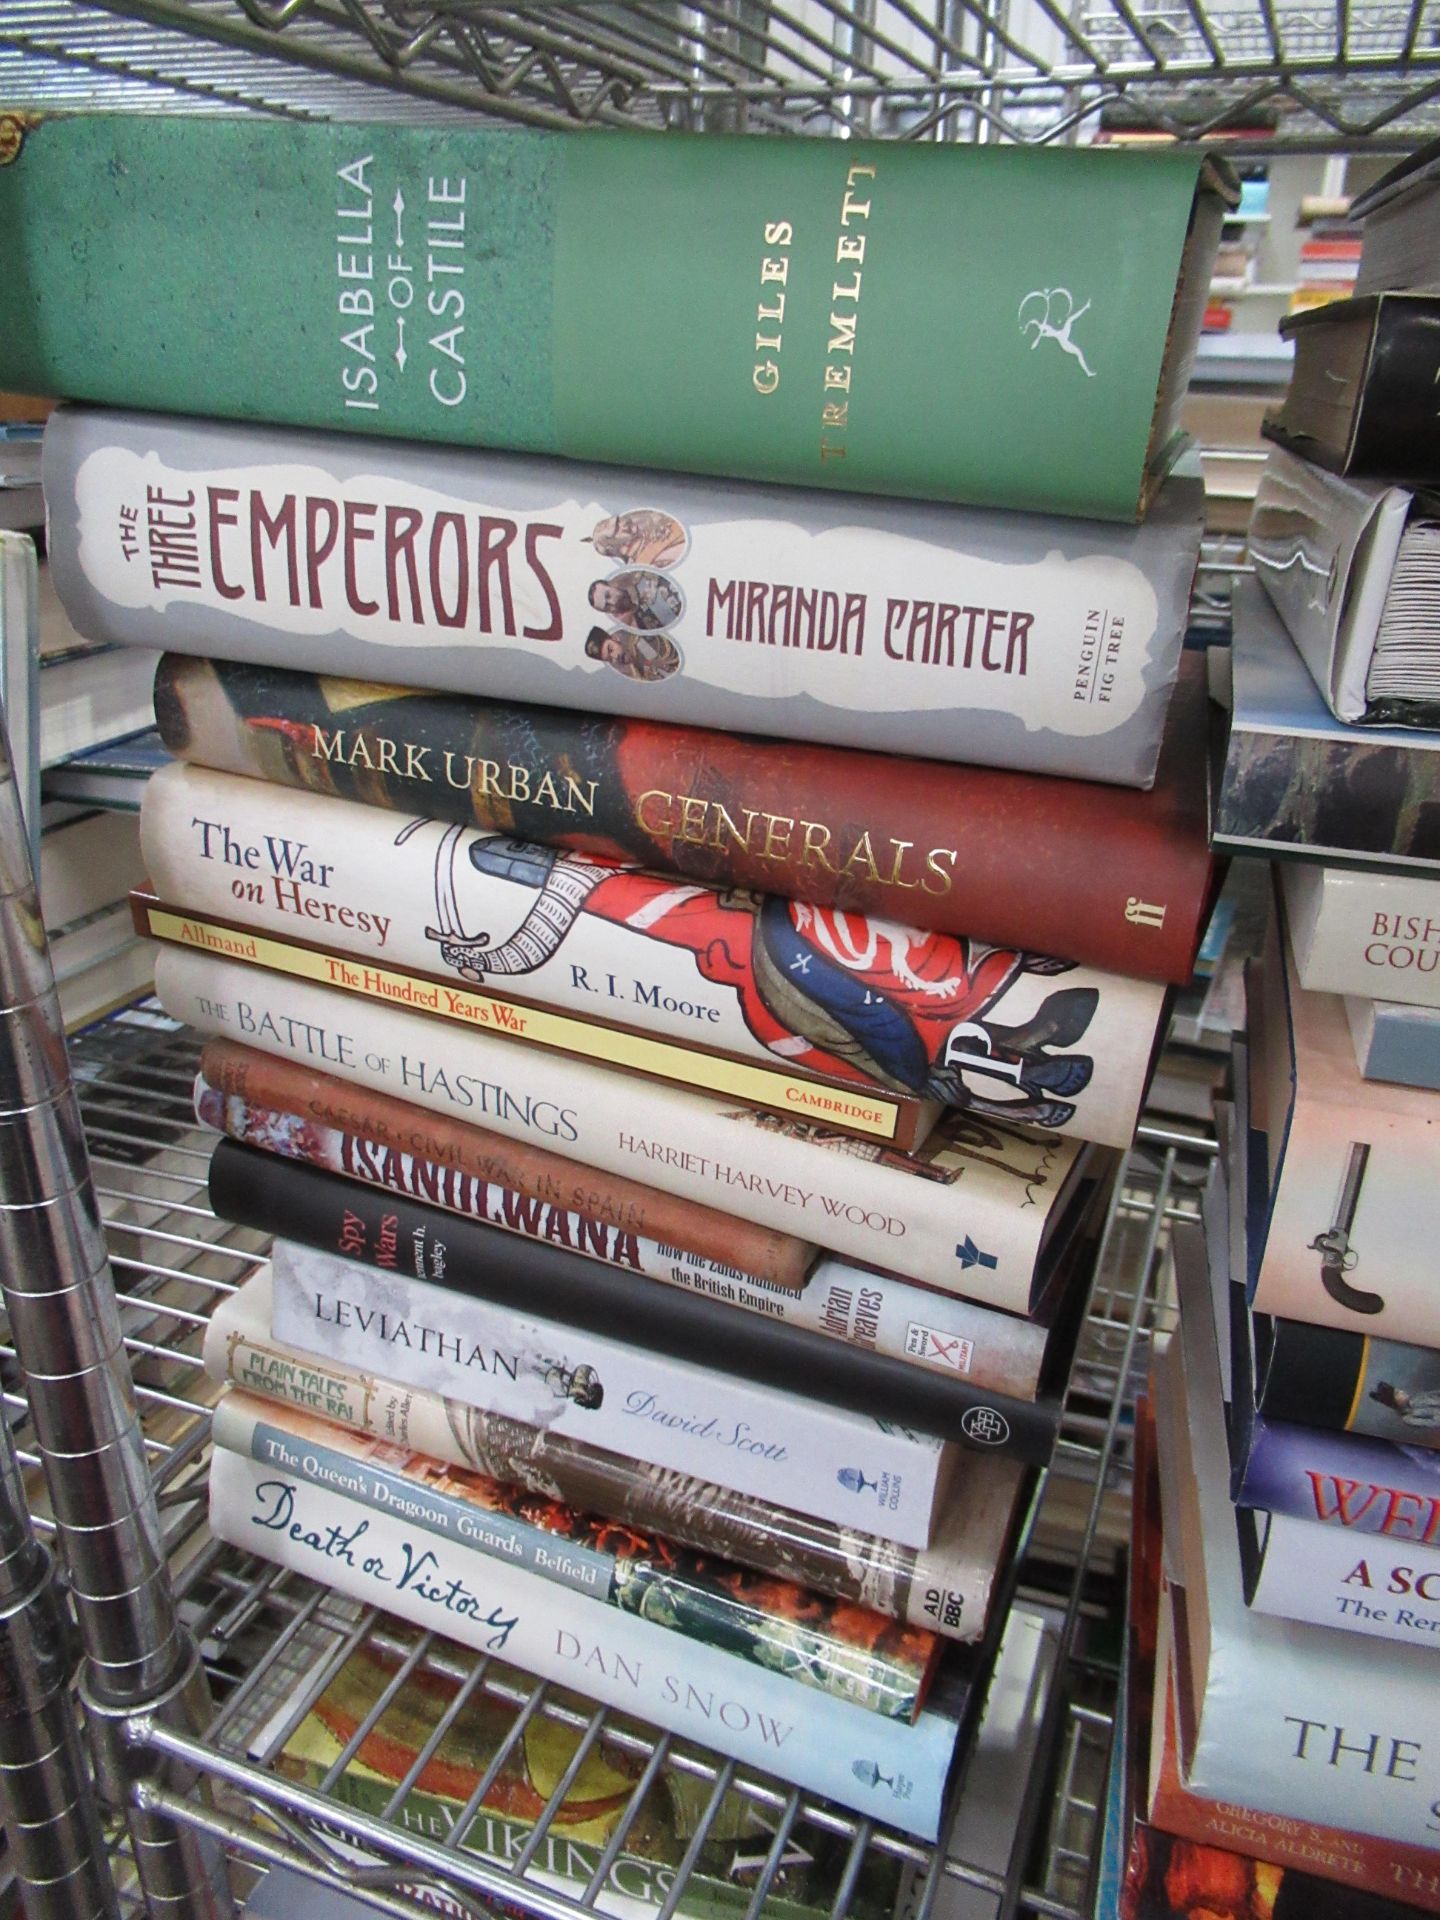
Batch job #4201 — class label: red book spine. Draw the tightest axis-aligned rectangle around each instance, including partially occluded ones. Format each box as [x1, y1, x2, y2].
[155, 652, 1214, 984]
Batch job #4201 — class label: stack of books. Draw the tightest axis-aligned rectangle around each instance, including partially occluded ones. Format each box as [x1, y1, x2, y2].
[1202, 167, 1270, 334]
[1217, 136, 1440, 1078]
[17, 545, 159, 1025]
[37, 805, 152, 1031]
[3, 113, 1229, 1856]
[1290, 202, 1361, 314]
[32, 556, 160, 771]
[1110, 137, 1440, 1920]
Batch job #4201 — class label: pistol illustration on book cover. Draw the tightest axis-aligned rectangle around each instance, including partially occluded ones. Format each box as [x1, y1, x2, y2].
[1308, 1142, 1384, 1316]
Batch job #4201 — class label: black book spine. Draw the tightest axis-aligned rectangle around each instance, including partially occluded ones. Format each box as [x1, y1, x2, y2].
[1258, 1316, 1366, 1431]
[208, 1139, 1064, 1466]
[1356, 298, 1440, 480]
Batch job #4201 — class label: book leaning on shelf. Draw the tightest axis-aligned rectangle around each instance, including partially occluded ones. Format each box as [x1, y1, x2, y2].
[1218, 1241, 1440, 1650]
[153, 942, 1094, 1304]
[138, 760, 1168, 1152]
[9, 123, 1234, 522]
[1153, 1222, 1440, 1851]
[194, 1044, 1070, 1399]
[1244, 872, 1440, 1349]
[151, 646, 1215, 981]
[1116, 1396, 1440, 1918]
[209, 1433, 991, 1838]
[204, 1270, 1026, 1640]
[1249, 443, 1440, 729]
[1143, 1617, 1440, 1917]
[1213, 578, 1440, 869]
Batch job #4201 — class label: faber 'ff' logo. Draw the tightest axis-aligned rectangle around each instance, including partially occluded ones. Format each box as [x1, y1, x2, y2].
[1018, 289, 1096, 378]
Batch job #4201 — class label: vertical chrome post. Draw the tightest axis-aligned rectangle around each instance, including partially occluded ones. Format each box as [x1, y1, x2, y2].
[0, 700, 235, 1918]
[832, 0, 877, 133]
[0, 1382, 117, 1918]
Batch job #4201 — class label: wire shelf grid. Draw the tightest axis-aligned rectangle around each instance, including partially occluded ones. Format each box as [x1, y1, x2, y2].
[0, 999, 1213, 1920]
[1, 0, 1439, 142]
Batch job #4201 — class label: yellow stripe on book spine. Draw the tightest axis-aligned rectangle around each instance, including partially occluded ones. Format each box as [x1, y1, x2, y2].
[1345, 1335, 1373, 1432]
[144, 907, 903, 1142]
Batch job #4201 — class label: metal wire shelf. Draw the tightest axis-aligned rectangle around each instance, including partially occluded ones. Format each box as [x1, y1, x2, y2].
[1, 0, 1438, 144]
[0, 998, 1211, 1920]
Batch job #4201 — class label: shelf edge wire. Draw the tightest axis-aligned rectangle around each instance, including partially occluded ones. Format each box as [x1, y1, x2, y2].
[139, 1788, 498, 1920]
[515, 1710, 621, 1880]
[205, 1577, 332, 1747]
[1401, 0, 1427, 63]
[8, 2, 1440, 141]
[138, 1564, 954, 1884]
[968, 1143, 1173, 1920]
[497, 5, 756, 96]
[131, 1713, 715, 1920]
[698, 0, 893, 94]
[0, 25, 327, 117]
[252, 1604, 389, 1772]
[374, 1647, 492, 1817]
[450, 1668, 566, 1844]
[249, 0, 660, 125]
[74, 0, 652, 128]
[731, 1784, 805, 1920]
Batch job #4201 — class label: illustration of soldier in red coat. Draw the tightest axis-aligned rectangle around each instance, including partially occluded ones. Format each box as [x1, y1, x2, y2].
[409, 829, 1098, 1131]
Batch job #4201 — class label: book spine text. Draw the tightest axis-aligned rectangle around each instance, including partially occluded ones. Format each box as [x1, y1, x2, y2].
[154, 943, 1071, 1304]
[206, 1278, 1015, 1641]
[199, 1070, 1046, 1396]
[197, 1036, 814, 1289]
[209, 1444, 958, 1839]
[213, 1391, 938, 1714]
[141, 758, 1164, 1150]
[1250, 1509, 1440, 1650]
[266, 1236, 951, 1548]
[153, 652, 1213, 982]
[215, 1140, 1060, 1460]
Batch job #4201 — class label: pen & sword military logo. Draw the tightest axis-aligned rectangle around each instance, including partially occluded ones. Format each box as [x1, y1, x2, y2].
[400, 819, 1104, 1133]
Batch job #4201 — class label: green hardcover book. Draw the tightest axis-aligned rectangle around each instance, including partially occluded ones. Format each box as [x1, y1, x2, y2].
[0, 114, 1233, 520]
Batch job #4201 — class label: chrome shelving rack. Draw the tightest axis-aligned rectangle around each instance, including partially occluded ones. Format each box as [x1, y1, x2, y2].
[2, 0, 1440, 143]
[0, 990, 1209, 1920]
[0, 4, 1357, 1910]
